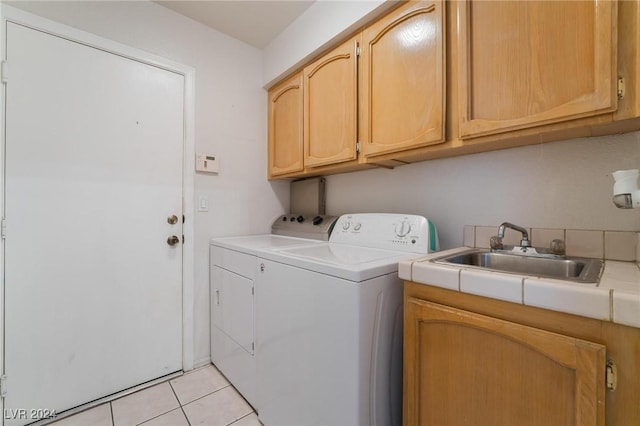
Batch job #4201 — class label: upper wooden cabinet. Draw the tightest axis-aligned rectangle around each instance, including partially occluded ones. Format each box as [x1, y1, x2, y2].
[303, 35, 360, 168]
[268, 73, 304, 178]
[457, 0, 618, 139]
[267, 0, 638, 178]
[360, 0, 445, 158]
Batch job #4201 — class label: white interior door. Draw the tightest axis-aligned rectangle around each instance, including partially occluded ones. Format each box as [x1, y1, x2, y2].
[4, 22, 184, 424]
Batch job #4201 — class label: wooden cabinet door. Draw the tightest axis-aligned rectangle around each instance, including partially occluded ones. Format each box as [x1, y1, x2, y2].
[303, 35, 359, 168]
[361, 0, 445, 158]
[268, 73, 304, 178]
[404, 298, 606, 426]
[457, 0, 617, 139]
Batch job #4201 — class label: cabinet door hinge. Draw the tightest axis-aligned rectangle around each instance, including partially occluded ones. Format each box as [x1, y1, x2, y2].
[1, 218, 6, 240]
[1, 61, 7, 84]
[356, 142, 361, 153]
[617, 76, 625, 100]
[1, 375, 7, 398]
[606, 359, 617, 391]
[356, 45, 361, 57]
[252, 342, 255, 352]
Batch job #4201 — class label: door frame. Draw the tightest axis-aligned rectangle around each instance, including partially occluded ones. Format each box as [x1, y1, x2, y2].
[0, 1, 196, 409]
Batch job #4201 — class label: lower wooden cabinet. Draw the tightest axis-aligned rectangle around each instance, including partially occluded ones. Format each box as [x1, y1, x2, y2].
[403, 281, 640, 426]
[405, 298, 605, 425]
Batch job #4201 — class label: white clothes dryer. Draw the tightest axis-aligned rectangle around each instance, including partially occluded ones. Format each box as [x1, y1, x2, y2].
[209, 215, 337, 407]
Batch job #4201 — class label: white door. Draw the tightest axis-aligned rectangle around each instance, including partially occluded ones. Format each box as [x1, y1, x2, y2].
[3, 22, 184, 424]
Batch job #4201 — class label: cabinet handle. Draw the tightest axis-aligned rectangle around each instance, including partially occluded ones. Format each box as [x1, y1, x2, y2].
[215, 289, 220, 305]
[606, 359, 618, 390]
[260, 263, 265, 272]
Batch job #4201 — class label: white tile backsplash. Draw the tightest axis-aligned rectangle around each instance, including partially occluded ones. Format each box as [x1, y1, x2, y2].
[463, 225, 475, 247]
[604, 231, 637, 261]
[466, 225, 637, 261]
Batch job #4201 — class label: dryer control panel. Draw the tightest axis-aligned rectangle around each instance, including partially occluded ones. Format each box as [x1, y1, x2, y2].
[330, 213, 439, 254]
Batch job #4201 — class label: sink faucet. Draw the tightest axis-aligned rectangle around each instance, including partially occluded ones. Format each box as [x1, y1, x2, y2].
[497, 222, 531, 248]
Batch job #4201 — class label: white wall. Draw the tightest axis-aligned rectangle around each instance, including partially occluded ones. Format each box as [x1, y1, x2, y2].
[6, 0, 289, 367]
[262, 0, 391, 86]
[325, 132, 640, 249]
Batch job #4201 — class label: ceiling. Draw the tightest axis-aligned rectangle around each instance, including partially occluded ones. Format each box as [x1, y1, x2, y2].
[155, 0, 315, 49]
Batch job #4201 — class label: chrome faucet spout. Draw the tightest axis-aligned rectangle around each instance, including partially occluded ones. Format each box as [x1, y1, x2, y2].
[497, 222, 531, 248]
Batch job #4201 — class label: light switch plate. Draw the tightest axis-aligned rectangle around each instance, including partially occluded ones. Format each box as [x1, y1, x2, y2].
[196, 154, 219, 173]
[198, 195, 209, 212]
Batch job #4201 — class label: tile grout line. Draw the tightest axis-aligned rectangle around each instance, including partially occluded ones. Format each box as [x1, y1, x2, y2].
[227, 411, 257, 426]
[168, 381, 192, 426]
[130, 383, 183, 426]
[178, 382, 232, 407]
[134, 407, 183, 426]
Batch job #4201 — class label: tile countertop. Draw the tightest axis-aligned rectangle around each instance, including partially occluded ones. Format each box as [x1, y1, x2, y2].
[399, 247, 640, 329]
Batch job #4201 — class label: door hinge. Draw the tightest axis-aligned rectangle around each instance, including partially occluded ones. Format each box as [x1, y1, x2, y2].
[356, 142, 361, 153]
[356, 45, 361, 57]
[1, 375, 7, 398]
[617, 76, 625, 100]
[606, 359, 617, 391]
[182, 235, 185, 244]
[1, 61, 7, 84]
[252, 342, 255, 352]
[251, 287, 254, 296]
[1, 218, 6, 239]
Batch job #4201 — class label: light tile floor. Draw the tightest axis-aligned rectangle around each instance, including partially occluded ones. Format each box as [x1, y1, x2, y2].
[50, 365, 260, 426]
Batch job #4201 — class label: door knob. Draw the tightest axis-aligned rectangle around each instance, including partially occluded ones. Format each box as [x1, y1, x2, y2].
[167, 235, 180, 246]
[167, 215, 178, 225]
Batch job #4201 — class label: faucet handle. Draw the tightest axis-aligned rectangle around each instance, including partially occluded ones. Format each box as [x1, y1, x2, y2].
[550, 239, 566, 256]
[490, 235, 503, 250]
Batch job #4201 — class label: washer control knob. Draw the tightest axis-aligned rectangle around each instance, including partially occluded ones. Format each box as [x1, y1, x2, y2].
[296, 215, 304, 223]
[395, 220, 412, 237]
[353, 223, 362, 231]
[342, 221, 351, 230]
[312, 216, 323, 226]
[289, 216, 295, 222]
[282, 216, 287, 222]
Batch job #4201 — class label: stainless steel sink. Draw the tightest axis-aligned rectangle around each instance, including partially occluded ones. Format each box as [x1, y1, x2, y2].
[433, 249, 603, 283]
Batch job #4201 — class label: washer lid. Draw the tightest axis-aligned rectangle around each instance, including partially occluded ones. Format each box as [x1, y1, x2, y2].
[260, 242, 421, 282]
[210, 234, 322, 255]
[276, 243, 403, 265]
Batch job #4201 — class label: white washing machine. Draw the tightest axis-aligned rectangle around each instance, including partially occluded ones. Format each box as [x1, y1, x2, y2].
[255, 213, 439, 426]
[209, 215, 336, 408]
